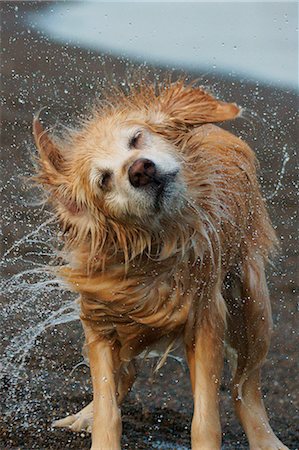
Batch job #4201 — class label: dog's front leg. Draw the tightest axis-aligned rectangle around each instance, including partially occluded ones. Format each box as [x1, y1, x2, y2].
[84, 326, 121, 450]
[186, 316, 224, 450]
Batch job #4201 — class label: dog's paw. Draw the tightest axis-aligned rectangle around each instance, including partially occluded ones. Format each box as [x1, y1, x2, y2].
[52, 401, 93, 433]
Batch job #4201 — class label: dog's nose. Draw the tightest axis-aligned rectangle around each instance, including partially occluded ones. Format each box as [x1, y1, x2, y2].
[128, 158, 156, 188]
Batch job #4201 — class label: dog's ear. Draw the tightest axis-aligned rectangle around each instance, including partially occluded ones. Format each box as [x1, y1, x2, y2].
[153, 82, 240, 140]
[33, 117, 66, 186]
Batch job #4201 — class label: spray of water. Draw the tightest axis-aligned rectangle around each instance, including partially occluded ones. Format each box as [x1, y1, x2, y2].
[266, 144, 290, 200]
[0, 213, 80, 421]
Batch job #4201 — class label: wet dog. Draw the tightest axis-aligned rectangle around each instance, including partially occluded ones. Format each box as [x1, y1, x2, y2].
[33, 80, 288, 449]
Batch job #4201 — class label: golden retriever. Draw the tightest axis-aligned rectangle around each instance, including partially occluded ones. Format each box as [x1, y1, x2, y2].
[33, 80, 288, 450]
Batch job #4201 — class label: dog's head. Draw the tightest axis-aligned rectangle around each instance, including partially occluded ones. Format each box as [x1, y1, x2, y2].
[33, 81, 240, 234]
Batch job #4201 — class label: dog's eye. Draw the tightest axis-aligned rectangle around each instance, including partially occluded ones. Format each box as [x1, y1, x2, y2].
[98, 171, 112, 190]
[129, 131, 142, 149]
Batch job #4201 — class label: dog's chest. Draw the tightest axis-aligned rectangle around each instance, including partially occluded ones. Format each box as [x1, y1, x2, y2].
[79, 264, 195, 358]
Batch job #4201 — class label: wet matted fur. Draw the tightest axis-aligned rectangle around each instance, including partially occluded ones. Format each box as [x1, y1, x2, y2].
[33, 80, 288, 450]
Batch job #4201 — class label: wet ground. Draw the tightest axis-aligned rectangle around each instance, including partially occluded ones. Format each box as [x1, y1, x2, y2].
[1, 2, 298, 449]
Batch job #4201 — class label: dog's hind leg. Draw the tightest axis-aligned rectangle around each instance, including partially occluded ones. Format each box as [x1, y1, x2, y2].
[226, 259, 289, 450]
[53, 400, 94, 433]
[53, 359, 136, 433]
[186, 304, 225, 450]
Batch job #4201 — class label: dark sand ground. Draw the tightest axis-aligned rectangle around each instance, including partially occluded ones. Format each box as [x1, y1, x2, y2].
[1, 2, 298, 449]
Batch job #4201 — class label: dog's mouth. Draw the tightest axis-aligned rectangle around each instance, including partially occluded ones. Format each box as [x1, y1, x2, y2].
[153, 180, 166, 210]
[150, 171, 179, 211]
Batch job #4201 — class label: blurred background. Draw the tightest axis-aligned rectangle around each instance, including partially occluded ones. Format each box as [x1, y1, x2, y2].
[31, 1, 298, 89]
[1, 1, 298, 449]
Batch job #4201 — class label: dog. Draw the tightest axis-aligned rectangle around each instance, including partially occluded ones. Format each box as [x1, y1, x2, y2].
[33, 80, 288, 450]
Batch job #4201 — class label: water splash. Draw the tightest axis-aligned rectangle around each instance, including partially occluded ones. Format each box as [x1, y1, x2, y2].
[0, 213, 80, 420]
[1, 298, 79, 383]
[266, 144, 290, 200]
[1, 215, 56, 263]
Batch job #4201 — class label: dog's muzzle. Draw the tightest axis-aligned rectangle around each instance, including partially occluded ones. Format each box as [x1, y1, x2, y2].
[128, 158, 179, 210]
